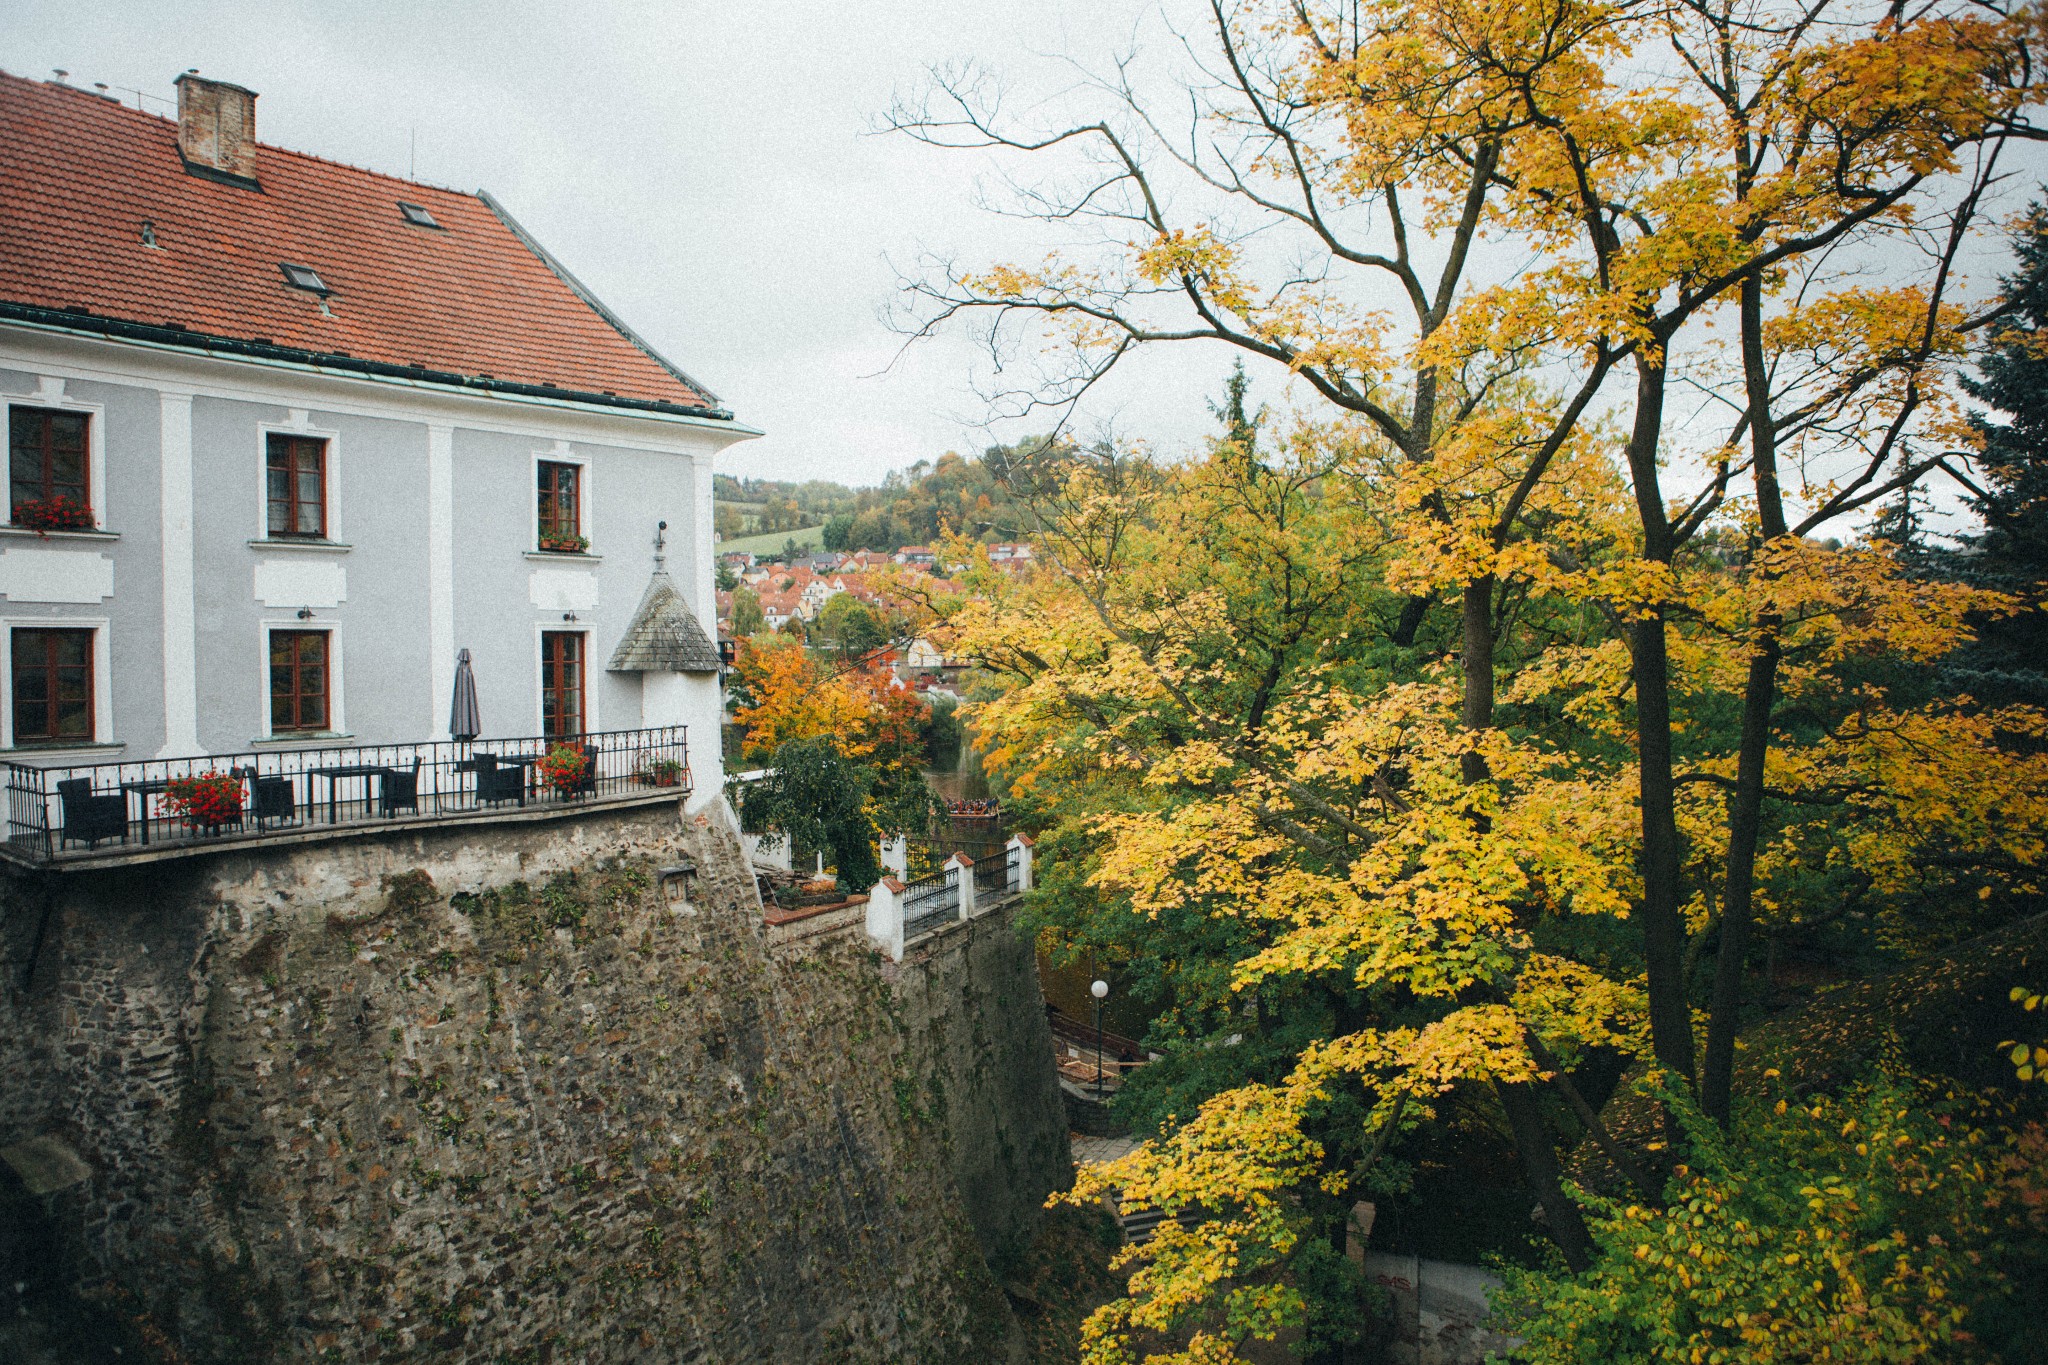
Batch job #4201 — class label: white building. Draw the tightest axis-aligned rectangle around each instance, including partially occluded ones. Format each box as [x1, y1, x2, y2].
[904, 637, 951, 669]
[0, 70, 755, 855]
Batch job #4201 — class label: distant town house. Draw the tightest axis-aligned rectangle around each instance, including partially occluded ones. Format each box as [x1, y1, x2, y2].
[829, 575, 879, 602]
[987, 542, 1034, 570]
[904, 636, 962, 670]
[758, 591, 802, 631]
[0, 71, 754, 816]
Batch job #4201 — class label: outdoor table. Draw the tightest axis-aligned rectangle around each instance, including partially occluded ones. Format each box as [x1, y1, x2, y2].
[465, 753, 540, 808]
[308, 763, 393, 823]
[118, 777, 174, 845]
[450, 753, 483, 805]
[493, 754, 542, 794]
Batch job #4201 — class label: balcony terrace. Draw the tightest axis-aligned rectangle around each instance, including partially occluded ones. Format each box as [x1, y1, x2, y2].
[0, 725, 691, 870]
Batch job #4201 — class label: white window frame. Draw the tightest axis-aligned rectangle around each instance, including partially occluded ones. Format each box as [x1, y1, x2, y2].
[532, 623, 597, 738]
[4, 379, 108, 531]
[531, 441, 593, 554]
[0, 614, 114, 753]
[254, 409, 342, 544]
[256, 618, 347, 743]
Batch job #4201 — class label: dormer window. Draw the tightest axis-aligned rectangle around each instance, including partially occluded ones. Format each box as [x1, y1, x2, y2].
[279, 262, 330, 295]
[398, 201, 442, 229]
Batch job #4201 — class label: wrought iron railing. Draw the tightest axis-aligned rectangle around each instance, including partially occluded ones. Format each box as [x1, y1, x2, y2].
[906, 834, 1006, 879]
[2, 725, 689, 862]
[900, 865, 960, 939]
[973, 848, 1011, 899]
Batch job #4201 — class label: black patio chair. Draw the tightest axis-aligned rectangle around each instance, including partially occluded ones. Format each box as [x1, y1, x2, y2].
[475, 755, 525, 808]
[569, 744, 599, 798]
[233, 766, 297, 830]
[380, 758, 422, 816]
[55, 776, 127, 850]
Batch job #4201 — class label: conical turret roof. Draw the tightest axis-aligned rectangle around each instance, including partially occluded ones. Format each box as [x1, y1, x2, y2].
[607, 568, 721, 674]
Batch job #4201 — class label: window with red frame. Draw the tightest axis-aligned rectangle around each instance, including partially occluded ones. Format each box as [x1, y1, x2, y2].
[266, 434, 327, 538]
[541, 630, 585, 738]
[11, 627, 93, 745]
[537, 460, 582, 550]
[9, 408, 90, 525]
[269, 630, 330, 732]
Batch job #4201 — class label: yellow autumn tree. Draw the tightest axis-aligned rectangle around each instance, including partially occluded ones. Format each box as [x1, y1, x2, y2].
[728, 634, 938, 843]
[898, 0, 2048, 1358]
[729, 635, 870, 759]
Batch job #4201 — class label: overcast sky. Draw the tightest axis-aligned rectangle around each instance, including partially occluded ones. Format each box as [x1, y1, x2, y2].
[2, 0, 1250, 488]
[7, 2, 2037, 527]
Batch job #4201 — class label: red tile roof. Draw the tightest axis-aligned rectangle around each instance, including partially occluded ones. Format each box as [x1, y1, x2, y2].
[0, 73, 724, 416]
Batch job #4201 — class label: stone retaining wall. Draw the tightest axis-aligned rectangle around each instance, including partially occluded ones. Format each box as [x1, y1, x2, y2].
[0, 799, 1066, 1362]
[886, 907, 1072, 1273]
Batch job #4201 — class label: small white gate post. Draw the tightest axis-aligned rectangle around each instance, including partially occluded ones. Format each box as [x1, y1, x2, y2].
[880, 834, 908, 880]
[947, 852, 975, 921]
[1007, 833, 1035, 892]
[866, 876, 906, 961]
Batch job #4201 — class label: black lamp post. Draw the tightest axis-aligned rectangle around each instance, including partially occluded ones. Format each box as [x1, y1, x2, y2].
[1090, 978, 1109, 1095]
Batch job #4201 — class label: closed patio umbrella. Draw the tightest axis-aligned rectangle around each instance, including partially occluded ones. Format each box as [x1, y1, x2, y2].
[449, 648, 481, 742]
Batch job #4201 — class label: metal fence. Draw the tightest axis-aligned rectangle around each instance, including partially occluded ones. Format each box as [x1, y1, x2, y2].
[900, 865, 960, 939]
[973, 846, 1014, 899]
[906, 835, 1006, 879]
[3, 725, 690, 862]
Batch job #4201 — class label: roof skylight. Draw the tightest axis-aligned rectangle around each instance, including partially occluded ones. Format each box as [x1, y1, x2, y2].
[398, 201, 442, 229]
[279, 262, 330, 295]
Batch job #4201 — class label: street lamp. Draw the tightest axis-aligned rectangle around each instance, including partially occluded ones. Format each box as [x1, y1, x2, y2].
[1091, 979, 1109, 1095]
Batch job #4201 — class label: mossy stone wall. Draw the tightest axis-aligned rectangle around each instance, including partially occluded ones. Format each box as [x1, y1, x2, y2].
[0, 802, 1065, 1362]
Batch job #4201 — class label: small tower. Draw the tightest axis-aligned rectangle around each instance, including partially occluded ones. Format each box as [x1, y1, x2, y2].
[609, 520, 723, 786]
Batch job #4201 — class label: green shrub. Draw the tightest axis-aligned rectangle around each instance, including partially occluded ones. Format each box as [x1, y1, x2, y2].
[1498, 1072, 2046, 1364]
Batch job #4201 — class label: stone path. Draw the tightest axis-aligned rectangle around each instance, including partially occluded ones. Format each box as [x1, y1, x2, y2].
[1070, 1133, 1139, 1165]
[1067, 1133, 1218, 1245]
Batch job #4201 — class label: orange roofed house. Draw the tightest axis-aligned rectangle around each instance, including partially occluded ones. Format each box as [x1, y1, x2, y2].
[0, 70, 757, 858]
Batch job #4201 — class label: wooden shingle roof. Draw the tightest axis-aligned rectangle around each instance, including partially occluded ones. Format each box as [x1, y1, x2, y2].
[608, 570, 722, 674]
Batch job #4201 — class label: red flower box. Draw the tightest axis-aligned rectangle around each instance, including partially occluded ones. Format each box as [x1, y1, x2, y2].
[13, 494, 95, 534]
[164, 771, 244, 829]
[537, 744, 590, 796]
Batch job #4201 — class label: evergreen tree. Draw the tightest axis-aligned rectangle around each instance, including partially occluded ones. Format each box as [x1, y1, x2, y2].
[1207, 358, 1263, 463]
[1954, 204, 2048, 701]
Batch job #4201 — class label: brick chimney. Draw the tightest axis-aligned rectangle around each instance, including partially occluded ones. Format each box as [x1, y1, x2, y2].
[174, 72, 258, 184]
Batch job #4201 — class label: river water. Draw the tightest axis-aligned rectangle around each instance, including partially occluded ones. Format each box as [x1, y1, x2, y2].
[922, 745, 991, 805]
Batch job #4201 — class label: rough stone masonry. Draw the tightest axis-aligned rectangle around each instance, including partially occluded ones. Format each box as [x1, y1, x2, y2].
[0, 798, 1070, 1362]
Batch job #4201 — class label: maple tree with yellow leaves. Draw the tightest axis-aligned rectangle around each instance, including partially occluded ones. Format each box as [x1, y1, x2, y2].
[892, 0, 2048, 1359]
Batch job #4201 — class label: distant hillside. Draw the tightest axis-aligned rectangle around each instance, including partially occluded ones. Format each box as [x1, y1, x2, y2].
[716, 437, 1068, 559]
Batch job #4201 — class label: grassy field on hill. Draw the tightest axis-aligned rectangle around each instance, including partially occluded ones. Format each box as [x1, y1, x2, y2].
[717, 524, 827, 557]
